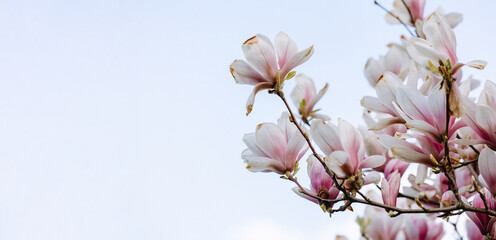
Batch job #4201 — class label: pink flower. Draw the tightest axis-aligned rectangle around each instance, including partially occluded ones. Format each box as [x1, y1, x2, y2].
[465, 188, 496, 236]
[466, 219, 485, 240]
[230, 32, 314, 115]
[403, 216, 444, 240]
[364, 45, 410, 87]
[242, 112, 307, 174]
[311, 119, 385, 184]
[381, 170, 401, 207]
[290, 74, 329, 123]
[386, 0, 426, 26]
[293, 155, 339, 207]
[362, 207, 405, 240]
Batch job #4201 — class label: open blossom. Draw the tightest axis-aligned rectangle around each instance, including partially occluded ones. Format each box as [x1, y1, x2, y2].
[361, 206, 405, 240]
[290, 74, 329, 123]
[364, 44, 410, 87]
[292, 155, 339, 208]
[403, 216, 444, 240]
[461, 81, 496, 150]
[241, 112, 307, 174]
[465, 188, 496, 237]
[381, 170, 401, 207]
[311, 119, 385, 187]
[230, 32, 314, 115]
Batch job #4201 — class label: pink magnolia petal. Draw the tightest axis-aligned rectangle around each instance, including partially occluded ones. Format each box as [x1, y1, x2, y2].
[292, 186, 318, 204]
[280, 45, 314, 79]
[310, 120, 344, 156]
[242, 133, 268, 157]
[361, 96, 396, 116]
[359, 155, 386, 170]
[255, 123, 286, 163]
[396, 87, 435, 125]
[479, 148, 496, 196]
[305, 83, 328, 114]
[423, 12, 457, 64]
[339, 119, 364, 170]
[427, 87, 447, 131]
[290, 74, 316, 107]
[325, 150, 352, 178]
[242, 34, 278, 81]
[406, 37, 448, 69]
[476, 104, 496, 136]
[391, 146, 431, 165]
[242, 154, 286, 174]
[274, 31, 298, 69]
[364, 172, 381, 185]
[230, 59, 266, 85]
[364, 58, 383, 86]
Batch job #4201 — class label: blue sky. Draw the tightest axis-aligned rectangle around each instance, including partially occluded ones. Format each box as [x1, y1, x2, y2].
[0, 0, 495, 239]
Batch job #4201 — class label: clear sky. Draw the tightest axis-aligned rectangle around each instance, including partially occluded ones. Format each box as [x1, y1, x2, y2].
[0, 0, 496, 239]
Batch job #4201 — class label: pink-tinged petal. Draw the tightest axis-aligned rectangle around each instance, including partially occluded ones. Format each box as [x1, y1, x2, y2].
[285, 128, 307, 171]
[410, 0, 425, 22]
[423, 12, 457, 64]
[245, 82, 273, 116]
[427, 87, 446, 131]
[375, 72, 402, 110]
[242, 151, 286, 174]
[384, 159, 409, 180]
[230, 59, 266, 85]
[290, 74, 316, 107]
[405, 120, 441, 140]
[359, 155, 386, 170]
[406, 37, 448, 68]
[280, 45, 314, 79]
[462, 99, 493, 142]
[368, 117, 405, 131]
[396, 87, 435, 125]
[242, 34, 278, 81]
[242, 133, 268, 157]
[476, 104, 496, 136]
[378, 134, 424, 153]
[305, 83, 328, 114]
[292, 186, 318, 204]
[274, 32, 298, 69]
[339, 119, 363, 170]
[325, 150, 353, 178]
[444, 12, 463, 28]
[381, 170, 400, 206]
[466, 219, 485, 240]
[255, 123, 286, 164]
[310, 120, 343, 156]
[361, 96, 396, 116]
[391, 146, 431, 165]
[440, 190, 456, 207]
[479, 148, 496, 196]
[465, 60, 487, 70]
[480, 80, 496, 109]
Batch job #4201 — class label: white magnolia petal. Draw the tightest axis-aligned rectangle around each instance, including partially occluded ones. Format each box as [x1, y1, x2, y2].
[242, 133, 267, 157]
[291, 74, 316, 107]
[476, 104, 496, 135]
[339, 119, 363, 169]
[242, 34, 278, 81]
[305, 83, 328, 114]
[444, 12, 463, 28]
[230, 59, 266, 85]
[375, 72, 402, 110]
[369, 117, 405, 131]
[377, 134, 424, 153]
[480, 80, 496, 109]
[364, 172, 381, 185]
[325, 150, 351, 178]
[364, 58, 384, 87]
[361, 96, 396, 115]
[285, 128, 307, 169]
[245, 82, 273, 116]
[275, 31, 298, 69]
[280, 45, 314, 79]
[391, 146, 430, 165]
[292, 186, 318, 204]
[406, 37, 448, 68]
[465, 60, 487, 70]
[359, 155, 386, 169]
[310, 120, 343, 156]
[243, 155, 286, 174]
[255, 123, 286, 163]
[396, 87, 435, 124]
[405, 120, 441, 140]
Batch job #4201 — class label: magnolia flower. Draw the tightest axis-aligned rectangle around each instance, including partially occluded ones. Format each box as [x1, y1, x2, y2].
[311, 119, 385, 188]
[230, 32, 314, 115]
[460, 81, 496, 150]
[361, 206, 405, 240]
[403, 216, 444, 240]
[466, 219, 485, 240]
[466, 188, 496, 237]
[290, 74, 329, 123]
[292, 155, 339, 209]
[381, 170, 401, 207]
[479, 148, 496, 196]
[364, 45, 410, 87]
[378, 133, 443, 166]
[241, 112, 307, 174]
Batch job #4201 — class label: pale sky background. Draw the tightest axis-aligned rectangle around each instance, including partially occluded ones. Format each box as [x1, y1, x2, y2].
[0, 0, 495, 239]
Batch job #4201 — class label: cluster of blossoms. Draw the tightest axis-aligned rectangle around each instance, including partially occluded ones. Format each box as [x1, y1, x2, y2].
[230, 0, 496, 239]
